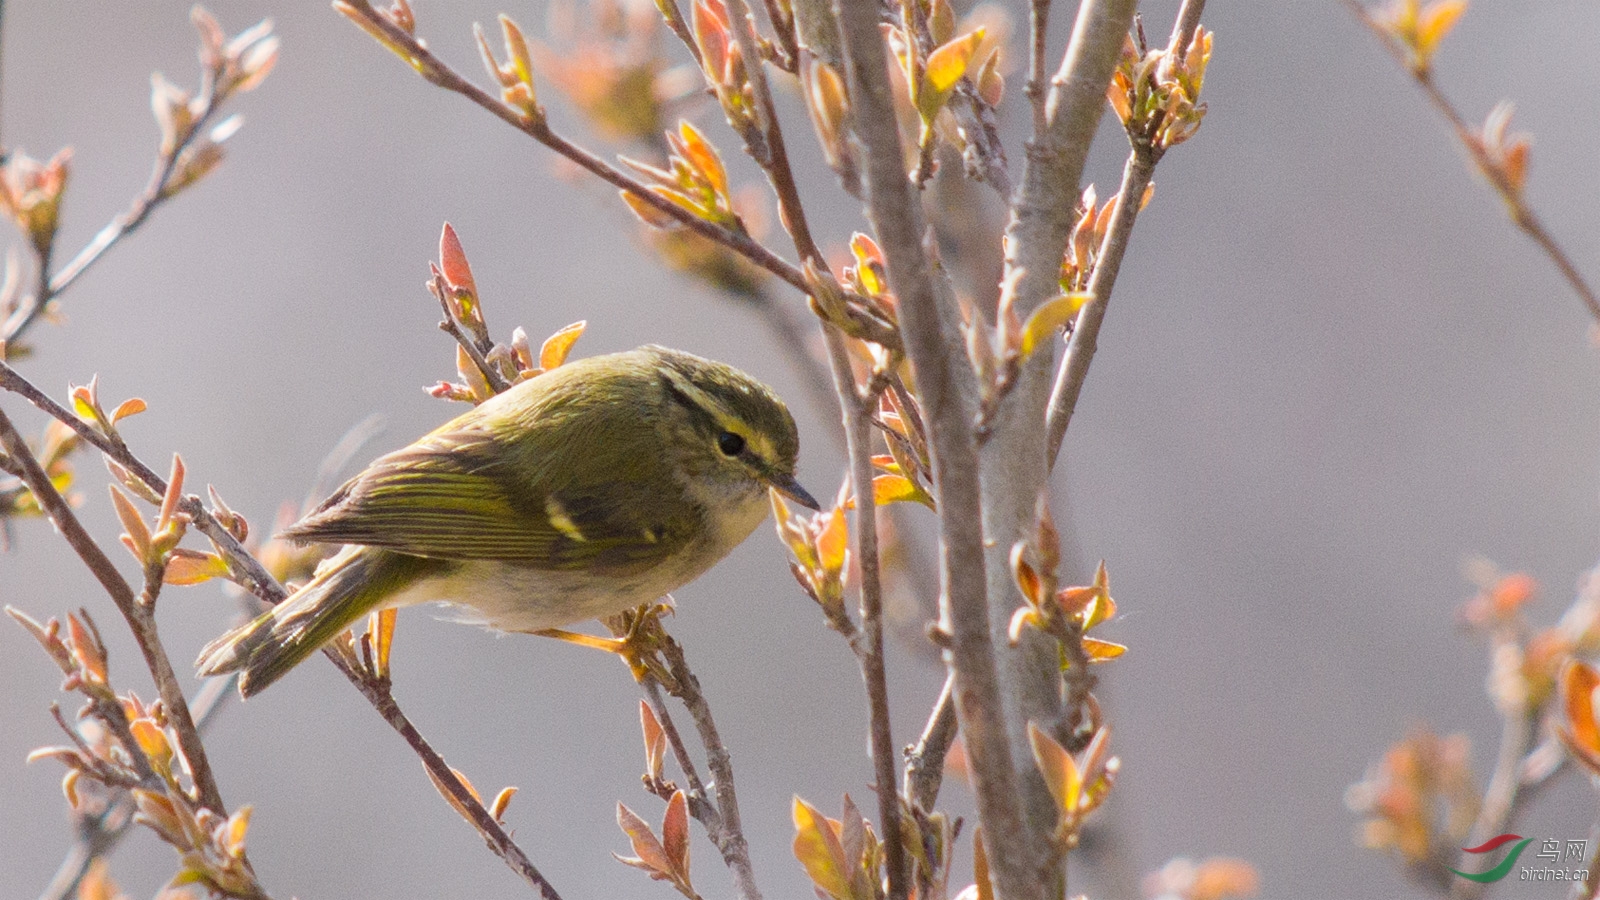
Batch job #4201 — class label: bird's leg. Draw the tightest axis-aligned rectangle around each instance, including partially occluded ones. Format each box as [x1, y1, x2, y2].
[532, 600, 678, 687]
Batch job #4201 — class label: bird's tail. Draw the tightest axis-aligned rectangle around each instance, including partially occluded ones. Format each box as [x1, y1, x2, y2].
[196, 546, 429, 697]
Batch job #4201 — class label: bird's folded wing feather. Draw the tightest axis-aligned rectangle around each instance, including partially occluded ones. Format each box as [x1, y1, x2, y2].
[280, 425, 688, 570]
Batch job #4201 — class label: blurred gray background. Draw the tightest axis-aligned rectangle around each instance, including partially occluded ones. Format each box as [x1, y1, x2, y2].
[3, 1, 1599, 898]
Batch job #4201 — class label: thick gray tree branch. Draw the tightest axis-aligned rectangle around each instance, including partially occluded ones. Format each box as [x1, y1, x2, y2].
[831, 4, 1047, 900]
[986, 0, 1136, 852]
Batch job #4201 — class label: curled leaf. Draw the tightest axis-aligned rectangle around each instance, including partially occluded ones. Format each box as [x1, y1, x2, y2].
[538, 321, 586, 372]
[1019, 293, 1092, 359]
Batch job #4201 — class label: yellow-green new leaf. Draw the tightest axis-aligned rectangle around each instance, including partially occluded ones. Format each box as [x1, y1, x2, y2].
[870, 473, 933, 509]
[1019, 292, 1092, 359]
[678, 120, 729, 202]
[925, 28, 986, 95]
[1027, 721, 1081, 819]
[792, 796, 852, 900]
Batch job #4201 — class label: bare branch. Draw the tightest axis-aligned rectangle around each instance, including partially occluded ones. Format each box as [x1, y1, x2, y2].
[334, 0, 812, 296]
[832, 4, 1047, 900]
[1347, 0, 1600, 325]
[903, 672, 958, 810]
[0, 360, 564, 899]
[711, 0, 910, 891]
[0, 403, 228, 816]
[1045, 147, 1153, 463]
[656, 633, 763, 900]
[987, 0, 1134, 855]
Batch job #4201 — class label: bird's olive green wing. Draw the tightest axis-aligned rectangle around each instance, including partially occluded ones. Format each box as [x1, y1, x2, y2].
[281, 406, 698, 571]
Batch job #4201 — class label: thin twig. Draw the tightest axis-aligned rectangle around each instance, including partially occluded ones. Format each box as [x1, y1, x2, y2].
[639, 676, 720, 829]
[1044, 144, 1155, 464]
[0, 359, 286, 604]
[655, 0, 705, 71]
[335, 1, 811, 296]
[349, 673, 565, 900]
[657, 634, 763, 900]
[431, 276, 512, 394]
[1034, 0, 1210, 462]
[0, 403, 228, 816]
[903, 672, 958, 809]
[36, 661, 242, 900]
[713, 0, 910, 892]
[1026, 0, 1051, 139]
[1, 62, 229, 345]
[0, 360, 564, 899]
[1346, 0, 1600, 325]
[1452, 654, 1535, 900]
[823, 329, 909, 900]
[1168, 0, 1206, 53]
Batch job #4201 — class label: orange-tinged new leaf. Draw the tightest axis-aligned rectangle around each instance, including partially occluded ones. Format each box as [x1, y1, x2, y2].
[972, 826, 994, 900]
[158, 454, 186, 533]
[1011, 543, 1042, 605]
[162, 550, 229, 586]
[1019, 293, 1092, 359]
[1027, 721, 1081, 818]
[662, 790, 690, 878]
[640, 700, 667, 781]
[130, 719, 173, 771]
[371, 606, 397, 678]
[850, 233, 885, 297]
[1416, 0, 1467, 57]
[62, 769, 82, 809]
[457, 344, 493, 402]
[490, 786, 518, 823]
[499, 14, 534, 86]
[222, 805, 252, 857]
[108, 486, 152, 559]
[1558, 659, 1600, 774]
[1501, 138, 1530, 195]
[1084, 560, 1115, 629]
[70, 379, 101, 426]
[438, 223, 477, 297]
[111, 397, 147, 424]
[539, 321, 586, 371]
[66, 612, 107, 685]
[975, 50, 1004, 106]
[425, 764, 486, 827]
[620, 188, 680, 228]
[925, 28, 986, 95]
[1008, 606, 1041, 645]
[616, 802, 674, 878]
[792, 796, 852, 900]
[678, 120, 729, 202]
[1082, 636, 1127, 661]
[816, 506, 848, 575]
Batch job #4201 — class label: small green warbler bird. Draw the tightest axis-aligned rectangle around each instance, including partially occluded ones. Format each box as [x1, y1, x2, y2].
[197, 345, 818, 697]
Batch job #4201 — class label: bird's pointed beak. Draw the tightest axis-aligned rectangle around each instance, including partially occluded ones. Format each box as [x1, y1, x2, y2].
[767, 472, 822, 511]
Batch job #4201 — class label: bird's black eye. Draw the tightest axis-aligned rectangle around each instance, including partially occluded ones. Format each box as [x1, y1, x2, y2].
[717, 431, 746, 457]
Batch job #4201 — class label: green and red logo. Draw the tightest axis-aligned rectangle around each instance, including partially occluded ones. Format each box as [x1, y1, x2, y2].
[1450, 834, 1534, 883]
